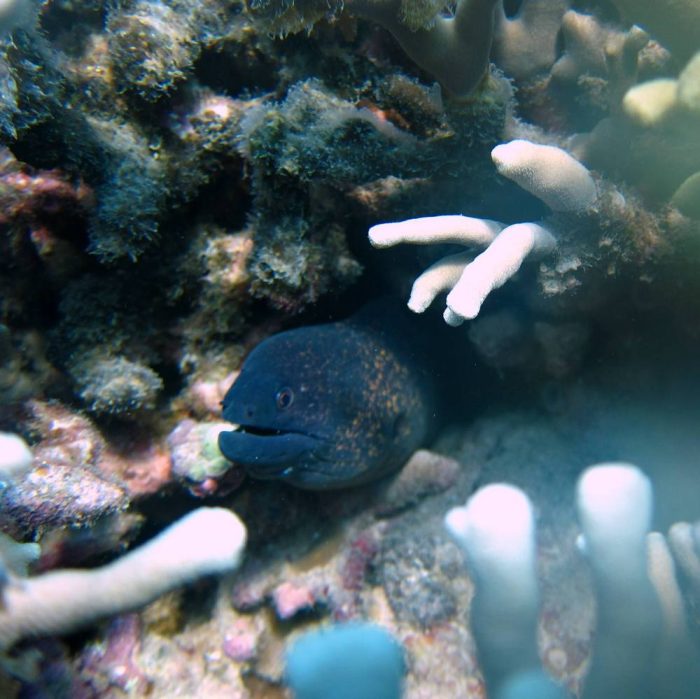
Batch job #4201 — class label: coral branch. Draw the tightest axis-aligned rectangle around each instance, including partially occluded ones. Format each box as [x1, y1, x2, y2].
[576, 464, 661, 699]
[369, 214, 555, 324]
[0, 507, 247, 651]
[668, 521, 700, 597]
[347, 0, 500, 97]
[285, 623, 405, 699]
[445, 223, 556, 325]
[491, 140, 598, 212]
[408, 251, 472, 313]
[445, 484, 554, 696]
[369, 215, 504, 248]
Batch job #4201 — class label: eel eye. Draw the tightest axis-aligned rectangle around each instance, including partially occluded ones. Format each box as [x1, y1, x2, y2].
[276, 387, 294, 410]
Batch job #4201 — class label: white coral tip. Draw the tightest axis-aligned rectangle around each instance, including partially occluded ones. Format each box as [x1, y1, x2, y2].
[492, 139, 597, 212]
[445, 223, 555, 322]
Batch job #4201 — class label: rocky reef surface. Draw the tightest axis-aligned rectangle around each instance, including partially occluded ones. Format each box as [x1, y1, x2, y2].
[0, 0, 699, 696]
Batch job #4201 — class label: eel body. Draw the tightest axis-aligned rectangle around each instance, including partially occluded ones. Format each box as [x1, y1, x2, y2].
[218, 301, 440, 489]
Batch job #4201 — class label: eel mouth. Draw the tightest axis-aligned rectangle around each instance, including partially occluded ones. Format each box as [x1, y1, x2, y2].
[218, 424, 331, 479]
[236, 424, 287, 437]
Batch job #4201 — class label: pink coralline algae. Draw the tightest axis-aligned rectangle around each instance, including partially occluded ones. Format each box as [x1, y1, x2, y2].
[340, 531, 380, 593]
[75, 614, 151, 696]
[0, 401, 172, 535]
[271, 581, 318, 620]
[0, 149, 92, 278]
[0, 151, 92, 226]
[223, 619, 259, 663]
[97, 433, 172, 499]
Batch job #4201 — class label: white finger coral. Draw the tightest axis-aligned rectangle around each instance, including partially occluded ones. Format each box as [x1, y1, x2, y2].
[445, 484, 541, 695]
[369, 215, 507, 319]
[369, 215, 503, 249]
[444, 223, 556, 324]
[0, 507, 247, 651]
[491, 140, 598, 212]
[369, 210, 555, 325]
[576, 463, 662, 699]
[368, 138, 599, 324]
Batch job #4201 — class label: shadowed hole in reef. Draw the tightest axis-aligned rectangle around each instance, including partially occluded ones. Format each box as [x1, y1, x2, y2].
[39, 2, 106, 53]
[502, 0, 523, 18]
[195, 44, 278, 97]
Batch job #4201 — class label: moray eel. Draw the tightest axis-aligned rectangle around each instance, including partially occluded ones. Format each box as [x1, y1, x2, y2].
[218, 301, 441, 489]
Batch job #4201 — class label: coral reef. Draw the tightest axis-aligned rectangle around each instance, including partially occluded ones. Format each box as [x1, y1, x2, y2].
[0, 0, 698, 696]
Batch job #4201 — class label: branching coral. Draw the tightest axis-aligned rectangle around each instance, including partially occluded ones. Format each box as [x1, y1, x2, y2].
[619, 52, 700, 218]
[345, 0, 499, 98]
[609, 0, 700, 61]
[249, 0, 499, 98]
[492, 0, 569, 85]
[491, 140, 597, 213]
[445, 484, 546, 696]
[0, 507, 247, 651]
[575, 464, 661, 698]
[369, 139, 595, 324]
[446, 464, 700, 699]
[285, 623, 405, 699]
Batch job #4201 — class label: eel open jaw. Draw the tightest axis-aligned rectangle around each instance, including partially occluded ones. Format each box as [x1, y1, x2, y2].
[218, 426, 324, 478]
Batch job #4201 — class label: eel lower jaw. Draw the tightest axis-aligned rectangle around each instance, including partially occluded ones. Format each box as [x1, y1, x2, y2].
[217, 426, 331, 479]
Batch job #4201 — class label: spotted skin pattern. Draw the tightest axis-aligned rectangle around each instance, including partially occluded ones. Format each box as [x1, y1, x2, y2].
[218, 302, 438, 489]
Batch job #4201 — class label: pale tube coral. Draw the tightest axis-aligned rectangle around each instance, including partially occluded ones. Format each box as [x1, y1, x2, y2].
[0, 507, 247, 651]
[368, 215, 504, 248]
[576, 463, 662, 699]
[444, 223, 556, 325]
[368, 215, 508, 317]
[668, 521, 700, 597]
[647, 532, 688, 641]
[408, 251, 473, 313]
[577, 463, 653, 583]
[346, 0, 499, 98]
[445, 484, 546, 695]
[491, 140, 597, 212]
[368, 216, 554, 323]
[646, 531, 700, 699]
[0, 432, 33, 481]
